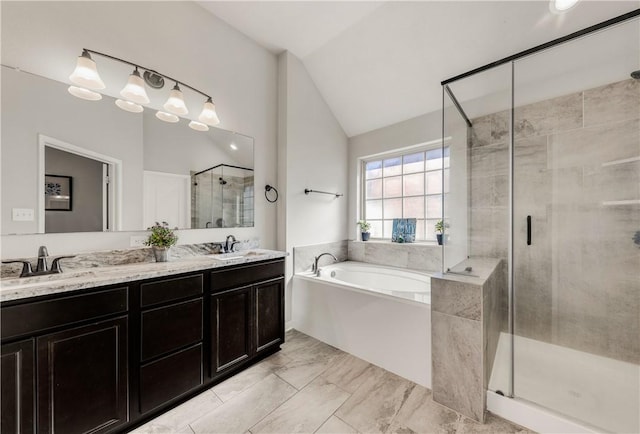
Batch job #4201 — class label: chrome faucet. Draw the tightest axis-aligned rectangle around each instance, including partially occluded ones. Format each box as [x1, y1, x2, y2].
[224, 235, 239, 253]
[2, 246, 75, 278]
[36, 245, 49, 272]
[312, 253, 338, 276]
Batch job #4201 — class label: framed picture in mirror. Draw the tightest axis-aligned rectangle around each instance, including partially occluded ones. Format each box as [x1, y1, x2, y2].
[45, 174, 72, 211]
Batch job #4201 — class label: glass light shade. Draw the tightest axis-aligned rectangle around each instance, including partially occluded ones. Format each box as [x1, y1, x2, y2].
[198, 98, 220, 126]
[115, 99, 143, 113]
[68, 86, 102, 101]
[156, 111, 179, 123]
[163, 84, 188, 115]
[188, 121, 209, 132]
[120, 69, 150, 104]
[69, 53, 105, 90]
[550, 0, 579, 12]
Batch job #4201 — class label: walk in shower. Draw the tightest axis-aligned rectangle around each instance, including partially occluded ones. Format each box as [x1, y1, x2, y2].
[442, 11, 639, 433]
[191, 164, 254, 228]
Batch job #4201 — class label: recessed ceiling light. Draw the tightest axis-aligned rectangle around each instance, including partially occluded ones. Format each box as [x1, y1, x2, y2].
[550, 0, 580, 13]
[230, 143, 238, 151]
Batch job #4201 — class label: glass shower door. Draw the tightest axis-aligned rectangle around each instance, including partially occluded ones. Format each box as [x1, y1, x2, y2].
[512, 18, 640, 432]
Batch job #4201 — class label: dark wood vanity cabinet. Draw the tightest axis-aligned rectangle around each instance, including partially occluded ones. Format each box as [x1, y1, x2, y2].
[255, 278, 285, 354]
[1, 339, 35, 434]
[210, 261, 285, 377]
[1, 286, 129, 434]
[0, 258, 285, 434]
[36, 317, 129, 434]
[137, 274, 205, 415]
[211, 285, 253, 375]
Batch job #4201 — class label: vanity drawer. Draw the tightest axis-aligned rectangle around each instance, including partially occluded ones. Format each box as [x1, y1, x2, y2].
[141, 298, 203, 361]
[139, 343, 203, 414]
[1, 287, 128, 340]
[210, 260, 284, 292]
[140, 274, 203, 308]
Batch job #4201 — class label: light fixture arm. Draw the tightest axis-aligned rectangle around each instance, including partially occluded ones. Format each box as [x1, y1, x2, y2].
[82, 48, 212, 100]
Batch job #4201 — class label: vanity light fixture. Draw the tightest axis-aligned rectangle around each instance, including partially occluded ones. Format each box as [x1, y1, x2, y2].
[115, 99, 143, 113]
[198, 97, 220, 126]
[120, 67, 150, 104]
[156, 111, 179, 123]
[69, 49, 105, 90]
[67, 85, 102, 101]
[188, 120, 209, 132]
[164, 83, 189, 115]
[68, 48, 220, 131]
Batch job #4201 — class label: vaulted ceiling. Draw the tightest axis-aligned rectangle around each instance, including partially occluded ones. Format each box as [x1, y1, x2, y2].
[200, 1, 639, 137]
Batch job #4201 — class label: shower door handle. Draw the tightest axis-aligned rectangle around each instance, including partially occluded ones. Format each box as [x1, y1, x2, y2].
[526, 215, 532, 246]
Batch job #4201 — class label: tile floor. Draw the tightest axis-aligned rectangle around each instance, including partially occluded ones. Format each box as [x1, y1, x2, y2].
[132, 330, 533, 434]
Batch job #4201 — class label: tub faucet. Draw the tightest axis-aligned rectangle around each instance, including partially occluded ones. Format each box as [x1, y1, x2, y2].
[312, 253, 338, 277]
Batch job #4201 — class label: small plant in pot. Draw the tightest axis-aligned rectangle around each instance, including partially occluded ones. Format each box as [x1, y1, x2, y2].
[145, 222, 178, 262]
[435, 220, 449, 245]
[357, 220, 372, 241]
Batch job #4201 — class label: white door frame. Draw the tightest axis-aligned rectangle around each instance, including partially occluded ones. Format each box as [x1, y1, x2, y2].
[38, 134, 123, 233]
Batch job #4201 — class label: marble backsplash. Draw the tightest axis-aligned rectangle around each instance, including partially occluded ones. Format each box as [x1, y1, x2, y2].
[348, 240, 442, 273]
[293, 241, 348, 273]
[294, 240, 444, 274]
[1, 238, 260, 279]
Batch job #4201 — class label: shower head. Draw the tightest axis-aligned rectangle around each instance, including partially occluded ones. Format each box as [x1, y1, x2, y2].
[631, 70, 640, 80]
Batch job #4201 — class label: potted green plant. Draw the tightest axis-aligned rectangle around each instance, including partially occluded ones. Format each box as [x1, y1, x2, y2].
[357, 220, 371, 241]
[435, 220, 449, 245]
[145, 221, 178, 262]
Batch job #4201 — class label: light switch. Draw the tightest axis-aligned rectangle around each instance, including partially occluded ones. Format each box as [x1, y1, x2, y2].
[12, 208, 34, 221]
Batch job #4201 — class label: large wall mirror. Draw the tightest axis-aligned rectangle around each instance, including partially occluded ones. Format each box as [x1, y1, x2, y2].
[1, 66, 254, 235]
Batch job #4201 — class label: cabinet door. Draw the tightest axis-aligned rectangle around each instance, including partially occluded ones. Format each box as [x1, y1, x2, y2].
[211, 286, 252, 376]
[254, 278, 284, 354]
[37, 317, 128, 434]
[1, 340, 34, 434]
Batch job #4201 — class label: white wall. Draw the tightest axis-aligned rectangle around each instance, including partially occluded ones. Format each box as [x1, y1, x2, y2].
[278, 51, 349, 323]
[0, 1, 277, 258]
[348, 110, 441, 238]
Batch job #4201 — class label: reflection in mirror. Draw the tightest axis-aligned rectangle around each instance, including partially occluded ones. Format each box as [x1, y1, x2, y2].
[1, 65, 254, 235]
[192, 164, 254, 228]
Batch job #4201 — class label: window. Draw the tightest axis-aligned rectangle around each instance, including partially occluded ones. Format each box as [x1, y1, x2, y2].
[362, 146, 449, 241]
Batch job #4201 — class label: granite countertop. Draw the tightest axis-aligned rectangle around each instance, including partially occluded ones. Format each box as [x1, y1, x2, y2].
[0, 249, 287, 303]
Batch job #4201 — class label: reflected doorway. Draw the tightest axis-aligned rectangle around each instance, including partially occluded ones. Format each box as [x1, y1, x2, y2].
[38, 135, 121, 233]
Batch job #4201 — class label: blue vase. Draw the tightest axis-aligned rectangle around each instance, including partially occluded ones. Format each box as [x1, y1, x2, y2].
[361, 232, 370, 241]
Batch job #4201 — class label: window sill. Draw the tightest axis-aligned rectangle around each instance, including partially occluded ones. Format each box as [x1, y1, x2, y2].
[351, 239, 440, 246]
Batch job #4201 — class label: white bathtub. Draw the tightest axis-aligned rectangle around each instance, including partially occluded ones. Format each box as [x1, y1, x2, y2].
[292, 261, 432, 388]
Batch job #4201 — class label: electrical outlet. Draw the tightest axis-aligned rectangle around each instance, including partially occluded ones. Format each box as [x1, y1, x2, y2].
[130, 235, 147, 247]
[12, 208, 34, 221]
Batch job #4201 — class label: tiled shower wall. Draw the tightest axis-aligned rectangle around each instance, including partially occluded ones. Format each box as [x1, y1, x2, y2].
[470, 78, 639, 364]
[191, 174, 254, 228]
